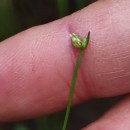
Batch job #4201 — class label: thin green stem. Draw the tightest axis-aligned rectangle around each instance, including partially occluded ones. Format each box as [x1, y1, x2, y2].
[62, 32, 90, 130]
[62, 49, 84, 130]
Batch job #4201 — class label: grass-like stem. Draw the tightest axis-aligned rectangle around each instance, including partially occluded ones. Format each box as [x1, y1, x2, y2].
[62, 32, 90, 130]
[62, 49, 84, 130]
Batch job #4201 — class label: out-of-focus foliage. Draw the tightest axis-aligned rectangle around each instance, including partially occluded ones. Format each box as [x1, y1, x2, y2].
[75, 0, 96, 10]
[56, 0, 69, 18]
[0, 0, 96, 41]
[0, 0, 21, 40]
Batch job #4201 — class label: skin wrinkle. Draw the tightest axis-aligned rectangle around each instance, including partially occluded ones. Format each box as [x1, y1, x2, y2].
[78, 66, 90, 100]
[73, 69, 89, 103]
[56, 62, 86, 104]
[29, 42, 36, 73]
[111, 52, 130, 58]
[107, 72, 130, 80]
[78, 56, 94, 99]
[96, 70, 130, 87]
[96, 70, 126, 78]
[70, 54, 90, 103]
[96, 69, 125, 75]
[55, 67, 71, 104]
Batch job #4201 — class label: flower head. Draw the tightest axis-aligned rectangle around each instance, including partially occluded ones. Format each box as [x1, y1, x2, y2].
[70, 32, 90, 49]
[70, 33, 82, 48]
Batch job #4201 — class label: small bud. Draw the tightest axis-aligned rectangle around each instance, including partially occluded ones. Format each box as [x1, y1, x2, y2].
[81, 32, 90, 49]
[70, 33, 82, 48]
[70, 32, 90, 49]
[81, 37, 87, 48]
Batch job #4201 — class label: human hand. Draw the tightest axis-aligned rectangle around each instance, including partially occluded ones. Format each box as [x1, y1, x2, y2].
[0, 0, 130, 129]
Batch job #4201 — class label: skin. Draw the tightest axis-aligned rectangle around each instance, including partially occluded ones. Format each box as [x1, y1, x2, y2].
[0, 0, 130, 129]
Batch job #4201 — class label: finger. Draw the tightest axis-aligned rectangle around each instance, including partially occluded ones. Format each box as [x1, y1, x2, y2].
[0, 0, 130, 121]
[82, 94, 130, 130]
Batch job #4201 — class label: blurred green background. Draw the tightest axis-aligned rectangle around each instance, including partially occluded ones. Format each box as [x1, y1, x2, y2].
[0, 0, 96, 41]
[0, 0, 121, 130]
